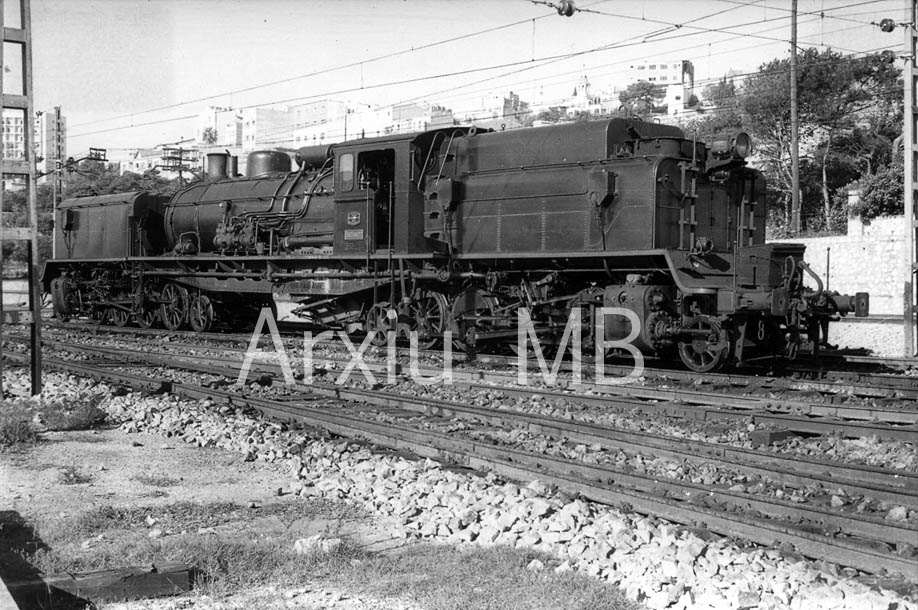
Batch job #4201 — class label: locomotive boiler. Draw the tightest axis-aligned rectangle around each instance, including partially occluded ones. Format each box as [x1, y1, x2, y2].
[43, 118, 869, 372]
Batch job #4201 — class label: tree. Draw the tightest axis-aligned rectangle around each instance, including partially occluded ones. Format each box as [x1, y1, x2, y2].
[701, 77, 737, 108]
[739, 49, 901, 233]
[201, 126, 218, 145]
[684, 78, 743, 144]
[619, 81, 663, 119]
[63, 163, 181, 199]
[1, 184, 53, 263]
[800, 51, 900, 230]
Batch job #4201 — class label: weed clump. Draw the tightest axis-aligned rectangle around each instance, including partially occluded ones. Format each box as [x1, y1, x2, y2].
[0, 394, 107, 451]
[0, 414, 36, 449]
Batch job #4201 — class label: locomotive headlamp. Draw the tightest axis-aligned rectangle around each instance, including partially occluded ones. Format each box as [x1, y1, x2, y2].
[710, 132, 752, 159]
[733, 132, 752, 158]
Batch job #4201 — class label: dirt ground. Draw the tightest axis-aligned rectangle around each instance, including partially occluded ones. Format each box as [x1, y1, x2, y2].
[0, 426, 418, 610]
[1, 421, 639, 610]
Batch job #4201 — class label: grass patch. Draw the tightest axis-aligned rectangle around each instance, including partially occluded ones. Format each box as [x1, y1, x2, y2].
[131, 473, 181, 488]
[38, 397, 107, 432]
[28, 500, 369, 593]
[57, 465, 92, 485]
[336, 545, 641, 610]
[24, 500, 636, 609]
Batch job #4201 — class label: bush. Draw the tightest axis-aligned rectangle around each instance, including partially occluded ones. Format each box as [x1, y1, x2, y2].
[848, 162, 903, 221]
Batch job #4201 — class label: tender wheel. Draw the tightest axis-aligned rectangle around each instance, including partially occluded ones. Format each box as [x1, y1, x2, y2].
[188, 293, 215, 333]
[160, 283, 189, 331]
[677, 315, 730, 373]
[106, 307, 130, 327]
[408, 291, 449, 349]
[366, 302, 396, 346]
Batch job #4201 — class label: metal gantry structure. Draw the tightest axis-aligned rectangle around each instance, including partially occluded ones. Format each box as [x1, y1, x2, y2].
[0, 0, 41, 394]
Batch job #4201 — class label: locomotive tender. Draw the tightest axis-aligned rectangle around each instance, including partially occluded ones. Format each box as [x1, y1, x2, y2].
[44, 118, 869, 372]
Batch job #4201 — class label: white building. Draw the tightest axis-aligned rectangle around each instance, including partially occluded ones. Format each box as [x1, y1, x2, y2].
[461, 91, 530, 128]
[561, 75, 620, 118]
[241, 106, 296, 151]
[291, 101, 454, 147]
[197, 106, 242, 147]
[34, 109, 67, 182]
[1, 108, 26, 162]
[1, 108, 54, 189]
[626, 60, 695, 116]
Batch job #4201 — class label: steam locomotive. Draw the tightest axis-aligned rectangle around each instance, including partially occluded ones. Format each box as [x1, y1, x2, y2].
[43, 118, 869, 372]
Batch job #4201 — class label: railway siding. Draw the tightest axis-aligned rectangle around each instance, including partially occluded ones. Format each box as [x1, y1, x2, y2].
[67, 367, 918, 608]
[8, 352, 918, 577]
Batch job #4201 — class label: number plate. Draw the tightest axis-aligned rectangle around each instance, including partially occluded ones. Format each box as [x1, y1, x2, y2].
[344, 229, 364, 241]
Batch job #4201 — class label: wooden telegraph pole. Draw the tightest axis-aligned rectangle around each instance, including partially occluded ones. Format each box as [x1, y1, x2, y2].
[790, 0, 801, 235]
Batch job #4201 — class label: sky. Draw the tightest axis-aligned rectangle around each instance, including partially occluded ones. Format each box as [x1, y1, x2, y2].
[23, 0, 906, 158]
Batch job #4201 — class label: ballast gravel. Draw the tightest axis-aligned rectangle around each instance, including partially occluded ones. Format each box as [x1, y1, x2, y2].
[5, 370, 917, 610]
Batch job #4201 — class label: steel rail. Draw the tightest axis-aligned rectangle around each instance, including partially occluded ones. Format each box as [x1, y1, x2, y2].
[4, 351, 915, 579]
[14, 335, 916, 497]
[40, 319, 918, 399]
[23, 327, 918, 427]
[14, 336, 918, 440]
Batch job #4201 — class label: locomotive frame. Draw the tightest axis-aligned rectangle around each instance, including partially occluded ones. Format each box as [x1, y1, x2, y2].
[43, 118, 869, 372]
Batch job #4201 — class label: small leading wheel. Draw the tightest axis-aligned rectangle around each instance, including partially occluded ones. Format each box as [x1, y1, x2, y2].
[366, 303, 396, 346]
[677, 315, 730, 373]
[107, 307, 130, 327]
[188, 293, 215, 333]
[160, 283, 189, 331]
[408, 291, 449, 349]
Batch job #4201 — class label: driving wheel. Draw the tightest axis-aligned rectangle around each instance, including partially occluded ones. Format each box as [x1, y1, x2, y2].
[366, 302, 397, 346]
[188, 293, 215, 333]
[408, 291, 449, 349]
[106, 307, 130, 327]
[160, 283, 189, 331]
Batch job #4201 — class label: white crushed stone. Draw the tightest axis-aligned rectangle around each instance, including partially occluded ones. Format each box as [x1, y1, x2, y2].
[7, 370, 917, 610]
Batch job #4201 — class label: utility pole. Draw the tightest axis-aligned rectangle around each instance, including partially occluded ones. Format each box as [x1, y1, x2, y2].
[159, 146, 196, 186]
[51, 105, 62, 258]
[879, 4, 918, 356]
[903, 0, 918, 356]
[790, 0, 801, 235]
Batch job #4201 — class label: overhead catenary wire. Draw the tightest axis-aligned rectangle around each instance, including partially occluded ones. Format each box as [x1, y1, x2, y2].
[68, 0, 840, 137]
[72, 1, 898, 150]
[224, 36, 904, 150]
[67, 0, 616, 131]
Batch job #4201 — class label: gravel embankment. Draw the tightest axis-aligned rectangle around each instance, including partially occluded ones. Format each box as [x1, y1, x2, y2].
[5, 370, 913, 610]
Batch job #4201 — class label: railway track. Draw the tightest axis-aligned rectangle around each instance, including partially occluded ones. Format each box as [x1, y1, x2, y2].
[3, 347, 916, 580]
[13, 331, 918, 440]
[40, 319, 918, 401]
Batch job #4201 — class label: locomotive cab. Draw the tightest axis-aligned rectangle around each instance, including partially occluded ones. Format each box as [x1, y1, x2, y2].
[332, 129, 469, 256]
[333, 147, 396, 252]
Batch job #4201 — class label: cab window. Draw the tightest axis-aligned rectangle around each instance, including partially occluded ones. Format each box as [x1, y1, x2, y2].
[338, 152, 355, 191]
